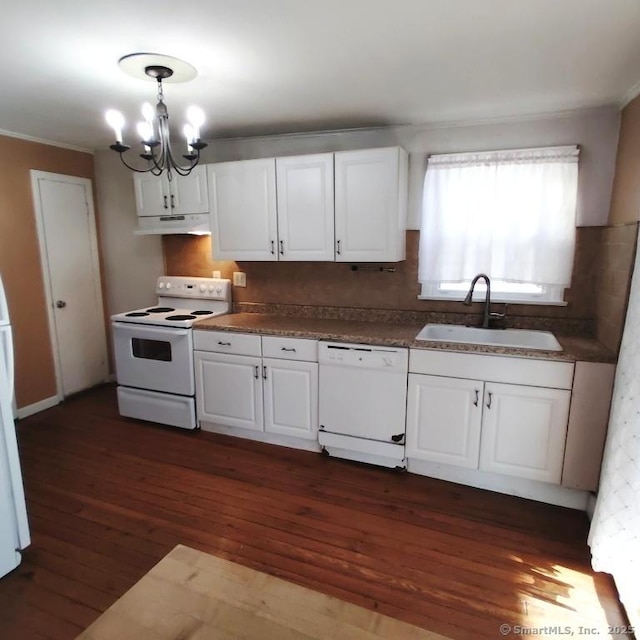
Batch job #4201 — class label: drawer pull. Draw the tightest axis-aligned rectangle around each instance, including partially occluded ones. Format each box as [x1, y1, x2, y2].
[281, 347, 297, 353]
[217, 341, 231, 346]
[473, 389, 479, 407]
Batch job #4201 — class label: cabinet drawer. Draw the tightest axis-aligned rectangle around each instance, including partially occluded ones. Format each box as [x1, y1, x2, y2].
[193, 330, 262, 356]
[262, 336, 318, 362]
[409, 349, 574, 389]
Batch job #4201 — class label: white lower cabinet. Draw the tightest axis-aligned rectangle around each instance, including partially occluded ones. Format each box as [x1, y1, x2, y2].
[263, 358, 318, 438]
[406, 374, 483, 469]
[194, 351, 263, 431]
[194, 331, 318, 445]
[406, 349, 574, 486]
[479, 383, 571, 483]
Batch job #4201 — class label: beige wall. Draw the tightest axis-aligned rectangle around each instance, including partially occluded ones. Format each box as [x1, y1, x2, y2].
[0, 134, 96, 409]
[609, 96, 640, 224]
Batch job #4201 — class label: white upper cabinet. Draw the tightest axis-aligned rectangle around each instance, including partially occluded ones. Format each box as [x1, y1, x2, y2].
[275, 153, 335, 261]
[208, 159, 278, 261]
[132, 166, 209, 234]
[334, 146, 408, 262]
[134, 166, 209, 217]
[207, 146, 408, 262]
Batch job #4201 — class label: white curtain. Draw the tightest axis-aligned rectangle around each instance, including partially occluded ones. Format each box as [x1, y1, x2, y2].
[589, 229, 640, 629]
[419, 146, 579, 286]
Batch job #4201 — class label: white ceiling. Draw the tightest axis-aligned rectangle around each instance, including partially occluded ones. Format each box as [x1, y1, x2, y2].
[2, 0, 640, 151]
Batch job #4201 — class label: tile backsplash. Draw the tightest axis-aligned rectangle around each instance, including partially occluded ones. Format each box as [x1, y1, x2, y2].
[163, 225, 638, 351]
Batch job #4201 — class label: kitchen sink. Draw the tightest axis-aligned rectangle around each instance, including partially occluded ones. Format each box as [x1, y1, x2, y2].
[415, 324, 563, 351]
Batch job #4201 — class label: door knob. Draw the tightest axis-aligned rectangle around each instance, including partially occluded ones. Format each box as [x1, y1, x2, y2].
[55, 300, 67, 308]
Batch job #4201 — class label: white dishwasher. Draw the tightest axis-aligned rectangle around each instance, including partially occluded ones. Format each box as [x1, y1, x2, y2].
[318, 342, 409, 469]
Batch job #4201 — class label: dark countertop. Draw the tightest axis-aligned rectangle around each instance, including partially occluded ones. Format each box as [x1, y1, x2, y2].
[194, 313, 617, 363]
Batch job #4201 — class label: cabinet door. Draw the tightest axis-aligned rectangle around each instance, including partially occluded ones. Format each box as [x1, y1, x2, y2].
[208, 159, 278, 260]
[275, 153, 335, 261]
[194, 351, 263, 431]
[171, 165, 209, 215]
[334, 147, 407, 262]
[263, 358, 318, 439]
[133, 173, 170, 217]
[406, 374, 483, 468]
[479, 383, 570, 483]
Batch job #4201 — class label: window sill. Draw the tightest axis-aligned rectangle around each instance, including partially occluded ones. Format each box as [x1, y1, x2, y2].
[417, 295, 568, 307]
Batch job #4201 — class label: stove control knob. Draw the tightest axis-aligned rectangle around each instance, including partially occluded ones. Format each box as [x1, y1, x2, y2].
[158, 281, 165, 289]
[208, 285, 215, 292]
[199, 284, 207, 292]
[165, 283, 172, 290]
[215, 286, 222, 295]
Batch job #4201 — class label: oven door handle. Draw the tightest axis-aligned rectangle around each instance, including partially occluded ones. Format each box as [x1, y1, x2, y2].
[112, 322, 190, 339]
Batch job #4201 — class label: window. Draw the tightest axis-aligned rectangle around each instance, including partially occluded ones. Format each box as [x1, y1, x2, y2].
[418, 145, 579, 305]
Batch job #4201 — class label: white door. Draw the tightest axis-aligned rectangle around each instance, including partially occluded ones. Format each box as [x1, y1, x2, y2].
[406, 374, 484, 469]
[194, 351, 263, 431]
[208, 159, 278, 261]
[263, 358, 318, 439]
[479, 382, 571, 483]
[334, 147, 405, 262]
[31, 172, 108, 398]
[172, 166, 209, 215]
[275, 153, 335, 261]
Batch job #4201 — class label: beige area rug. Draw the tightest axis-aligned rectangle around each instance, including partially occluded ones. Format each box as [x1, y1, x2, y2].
[76, 544, 451, 640]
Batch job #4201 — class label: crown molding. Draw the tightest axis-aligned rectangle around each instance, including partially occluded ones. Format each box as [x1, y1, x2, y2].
[620, 78, 640, 110]
[0, 128, 93, 154]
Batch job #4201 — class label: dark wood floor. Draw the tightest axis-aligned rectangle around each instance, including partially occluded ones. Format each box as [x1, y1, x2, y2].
[0, 384, 629, 640]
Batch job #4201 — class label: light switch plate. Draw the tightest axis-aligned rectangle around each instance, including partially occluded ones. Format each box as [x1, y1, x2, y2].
[212, 270, 221, 279]
[233, 272, 246, 287]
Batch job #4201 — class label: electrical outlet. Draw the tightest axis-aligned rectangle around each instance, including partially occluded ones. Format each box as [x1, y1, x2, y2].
[233, 272, 246, 287]
[212, 270, 221, 279]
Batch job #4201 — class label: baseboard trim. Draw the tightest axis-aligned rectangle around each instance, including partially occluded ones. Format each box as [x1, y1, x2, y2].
[17, 395, 60, 419]
[408, 458, 590, 510]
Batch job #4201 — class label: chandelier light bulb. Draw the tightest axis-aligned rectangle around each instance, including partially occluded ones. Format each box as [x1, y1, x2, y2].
[186, 106, 205, 140]
[141, 102, 155, 123]
[137, 122, 154, 152]
[105, 109, 125, 143]
[183, 124, 195, 153]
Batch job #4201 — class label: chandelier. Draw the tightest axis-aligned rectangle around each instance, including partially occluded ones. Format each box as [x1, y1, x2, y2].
[105, 53, 208, 179]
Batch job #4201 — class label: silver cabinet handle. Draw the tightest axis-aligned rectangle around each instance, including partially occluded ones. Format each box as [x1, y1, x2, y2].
[163, 195, 168, 209]
[281, 347, 296, 352]
[254, 366, 259, 379]
[262, 365, 267, 379]
[473, 389, 479, 407]
[270, 240, 275, 255]
[55, 300, 67, 308]
[279, 240, 284, 255]
[486, 391, 492, 409]
[217, 341, 231, 346]
[336, 239, 341, 255]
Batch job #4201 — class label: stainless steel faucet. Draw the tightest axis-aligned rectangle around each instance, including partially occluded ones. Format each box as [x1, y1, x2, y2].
[463, 273, 506, 329]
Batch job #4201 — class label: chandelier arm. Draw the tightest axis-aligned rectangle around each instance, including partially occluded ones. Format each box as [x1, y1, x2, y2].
[117, 152, 162, 176]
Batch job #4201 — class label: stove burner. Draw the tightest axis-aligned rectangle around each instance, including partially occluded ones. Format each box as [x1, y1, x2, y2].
[125, 312, 150, 317]
[191, 310, 215, 316]
[165, 314, 197, 321]
[146, 307, 175, 313]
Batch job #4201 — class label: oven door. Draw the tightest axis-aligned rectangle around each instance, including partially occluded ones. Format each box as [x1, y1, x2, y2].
[112, 322, 194, 396]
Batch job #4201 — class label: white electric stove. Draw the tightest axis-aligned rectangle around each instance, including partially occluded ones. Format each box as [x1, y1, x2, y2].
[112, 276, 231, 429]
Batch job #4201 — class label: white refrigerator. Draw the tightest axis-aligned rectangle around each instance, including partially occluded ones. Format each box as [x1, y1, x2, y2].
[0, 274, 30, 579]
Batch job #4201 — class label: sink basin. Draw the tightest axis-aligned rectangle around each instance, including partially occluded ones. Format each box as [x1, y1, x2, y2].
[415, 324, 562, 351]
